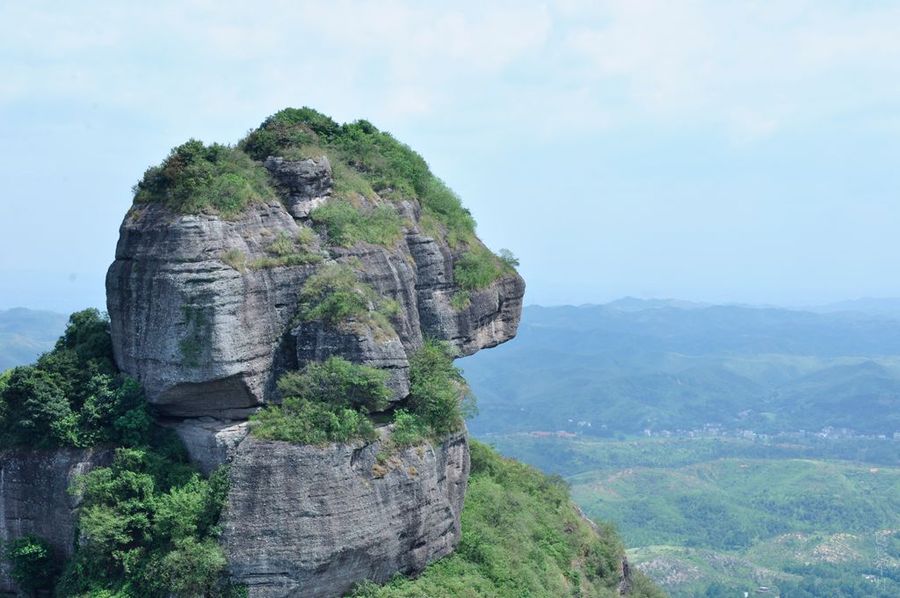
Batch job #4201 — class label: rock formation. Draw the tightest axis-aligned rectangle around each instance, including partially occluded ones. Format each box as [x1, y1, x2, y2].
[99, 112, 525, 596]
[0, 448, 112, 594]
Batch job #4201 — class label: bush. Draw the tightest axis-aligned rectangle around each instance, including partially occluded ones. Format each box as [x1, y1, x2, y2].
[277, 357, 391, 413]
[134, 140, 275, 218]
[296, 263, 397, 334]
[4, 534, 60, 593]
[310, 198, 405, 247]
[251, 397, 377, 445]
[0, 309, 151, 450]
[390, 410, 427, 446]
[240, 107, 478, 247]
[406, 340, 474, 436]
[58, 447, 230, 597]
[453, 245, 509, 291]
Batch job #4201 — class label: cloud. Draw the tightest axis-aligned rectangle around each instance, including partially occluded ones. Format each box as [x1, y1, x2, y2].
[2, 0, 900, 142]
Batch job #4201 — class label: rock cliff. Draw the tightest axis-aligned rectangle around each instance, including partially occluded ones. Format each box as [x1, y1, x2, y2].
[0, 448, 112, 593]
[101, 109, 524, 596]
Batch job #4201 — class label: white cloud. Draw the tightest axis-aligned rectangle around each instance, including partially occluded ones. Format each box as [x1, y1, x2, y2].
[2, 0, 900, 141]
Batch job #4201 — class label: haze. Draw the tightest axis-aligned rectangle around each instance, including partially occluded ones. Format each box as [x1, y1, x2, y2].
[2, 0, 900, 312]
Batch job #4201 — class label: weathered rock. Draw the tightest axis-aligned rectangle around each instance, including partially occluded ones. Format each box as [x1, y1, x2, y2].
[265, 156, 332, 218]
[106, 201, 319, 417]
[168, 418, 251, 476]
[220, 431, 470, 598]
[107, 162, 525, 419]
[0, 448, 112, 594]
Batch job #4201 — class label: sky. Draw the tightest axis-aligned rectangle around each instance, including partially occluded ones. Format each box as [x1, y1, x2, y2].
[2, 0, 900, 312]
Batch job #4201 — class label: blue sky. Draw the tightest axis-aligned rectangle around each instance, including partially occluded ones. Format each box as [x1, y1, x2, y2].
[2, 0, 900, 312]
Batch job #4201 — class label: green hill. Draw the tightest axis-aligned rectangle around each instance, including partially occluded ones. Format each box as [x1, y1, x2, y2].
[350, 440, 664, 598]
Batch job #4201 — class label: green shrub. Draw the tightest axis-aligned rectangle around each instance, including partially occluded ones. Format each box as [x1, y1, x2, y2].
[296, 263, 397, 334]
[348, 441, 661, 598]
[310, 198, 405, 247]
[453, 245, 510, 291]
[276, 357, 391, 413]
[390, 410, 427, 446]
[0, 309, 151, 450]
[134, 140, 275, 218]
[406, 340, 474, 436]
[58, 446, 231, 597]
[240, 107, 477, 246]
[251, 397, 377, 445]
[4, 534, 60, 593]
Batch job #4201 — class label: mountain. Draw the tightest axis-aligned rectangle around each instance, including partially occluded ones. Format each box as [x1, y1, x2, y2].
[0, 108, 655, 597]
[462, 303, 900, 436]
[0, 307, 68, 371]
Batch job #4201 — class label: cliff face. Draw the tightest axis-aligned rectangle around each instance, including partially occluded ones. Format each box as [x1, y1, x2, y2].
[101, 113, 524, 596]
[0, 448, 112, 593]
[106, 166, 523, 419]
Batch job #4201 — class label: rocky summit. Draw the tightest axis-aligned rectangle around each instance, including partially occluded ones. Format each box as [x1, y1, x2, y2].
[2, 108, 522, 597]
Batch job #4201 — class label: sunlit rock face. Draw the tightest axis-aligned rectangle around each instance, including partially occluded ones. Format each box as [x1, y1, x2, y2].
[106, 160, 523, 419]
[101, 119, 524, 597]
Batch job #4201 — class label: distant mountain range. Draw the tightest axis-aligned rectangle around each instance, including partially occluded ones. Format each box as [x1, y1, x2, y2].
[0, 308, 68, 371]
[463, 299, 900, 437]
[6, 300, 900, 438]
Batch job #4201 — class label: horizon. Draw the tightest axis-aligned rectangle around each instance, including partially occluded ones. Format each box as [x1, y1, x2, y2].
[8, 294, 900, 317]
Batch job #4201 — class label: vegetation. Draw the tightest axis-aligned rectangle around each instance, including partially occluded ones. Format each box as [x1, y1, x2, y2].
[250, 396, 377, 445]
[0, 309, 151, 449]
[407, 340, 473, 436]
[249, 357, 386, 444]
[296, 263, 398, 334]
[277, 357, 391, 413]
[310, 198, 405, 247]
[134, 140, 275, 218]
[4, 535, 59, 594]
[453, 244, 514, 291]
[484, 434, 900, 597]
[57, 445, 237, 597]
[239, 107, 514, 284]
[349, 441, 664, 598]
[0, 310, 239, 596]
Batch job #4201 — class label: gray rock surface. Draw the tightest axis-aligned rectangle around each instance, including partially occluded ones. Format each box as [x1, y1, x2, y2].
[106, 161, 524, 419]
[0, 448, 112, 594]
[265, 156, 332, 218]
[220, 431, 470, 598]
[101, 148, 524, 597]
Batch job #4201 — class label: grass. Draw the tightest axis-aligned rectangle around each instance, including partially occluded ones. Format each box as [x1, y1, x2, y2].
[250, 357, 389, 444]
[296, 263, 398, 335]
[453, 244, 515, 291]
[133, 140, 275, 218]
[310, 198, 405, 247]
[239, 108, 517, 283]
[349, 441, 664, 598]
[221, 230, 324, 271]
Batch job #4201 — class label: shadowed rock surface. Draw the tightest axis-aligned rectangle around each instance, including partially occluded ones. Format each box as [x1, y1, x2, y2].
[0, 448, 112, 594]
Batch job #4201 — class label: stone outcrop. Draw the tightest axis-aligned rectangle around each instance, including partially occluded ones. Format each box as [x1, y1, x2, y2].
[220, 431, 469, 598]
[99, 121, 525, 597]
[0, 448, 112, 594]
[106, 164, 524, 419]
